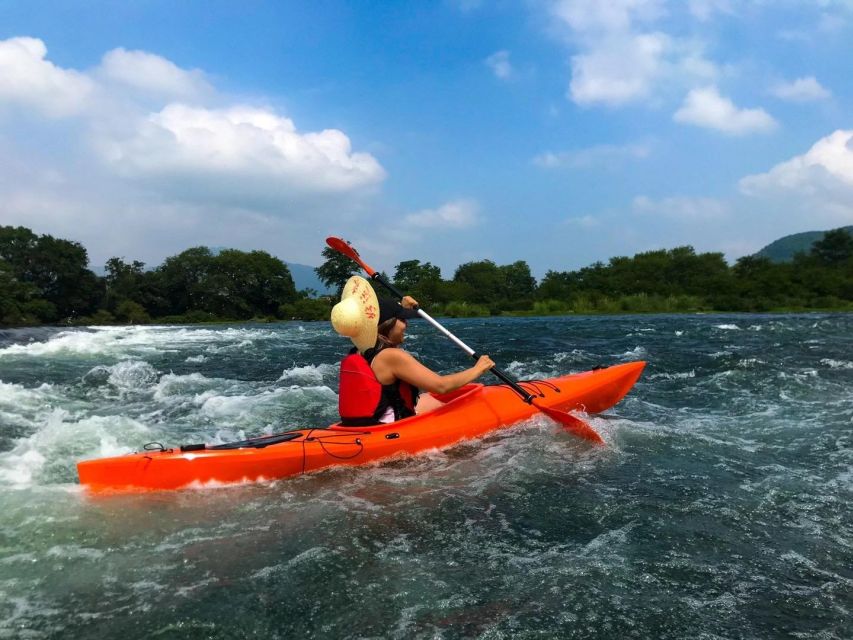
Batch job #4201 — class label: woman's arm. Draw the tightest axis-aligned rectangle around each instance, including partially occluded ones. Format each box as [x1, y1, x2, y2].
[373, 349, 494, 394]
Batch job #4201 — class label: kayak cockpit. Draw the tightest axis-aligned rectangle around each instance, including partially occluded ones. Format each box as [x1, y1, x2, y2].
[327, 383, 484, 432]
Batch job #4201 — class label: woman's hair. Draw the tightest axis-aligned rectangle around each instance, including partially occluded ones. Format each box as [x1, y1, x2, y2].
[377, 317, 397, 338]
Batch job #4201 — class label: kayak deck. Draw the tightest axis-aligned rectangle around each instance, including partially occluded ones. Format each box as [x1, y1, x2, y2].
[77, 361, 645, 493]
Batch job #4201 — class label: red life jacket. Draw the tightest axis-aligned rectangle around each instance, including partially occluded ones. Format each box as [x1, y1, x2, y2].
[338, 349, 418, 426]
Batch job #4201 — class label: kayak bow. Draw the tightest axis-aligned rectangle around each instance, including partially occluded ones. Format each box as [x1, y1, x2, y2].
[77, 361, 645, 493]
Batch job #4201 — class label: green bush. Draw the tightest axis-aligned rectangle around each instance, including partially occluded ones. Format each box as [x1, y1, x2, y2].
[279, 298, 331, 321]
[437, 301, 490, 318]
[115, 300, 151, 324]
[531, 299, 572, 315]
[158, 310, 221, 324]
[74, 309, 116, 325]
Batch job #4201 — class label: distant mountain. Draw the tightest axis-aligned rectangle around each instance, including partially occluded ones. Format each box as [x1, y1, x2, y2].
[755, 226, 853, 263]
[286, 262, 333, 295]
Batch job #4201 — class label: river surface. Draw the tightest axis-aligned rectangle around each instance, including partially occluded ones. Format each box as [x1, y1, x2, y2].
[0, 314, 850, 639]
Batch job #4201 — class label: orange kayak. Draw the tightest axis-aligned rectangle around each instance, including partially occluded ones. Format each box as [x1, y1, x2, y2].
[77, 361, 645, 493]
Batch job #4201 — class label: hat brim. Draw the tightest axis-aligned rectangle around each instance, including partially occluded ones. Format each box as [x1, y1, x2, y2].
[330, 276, 380, 352]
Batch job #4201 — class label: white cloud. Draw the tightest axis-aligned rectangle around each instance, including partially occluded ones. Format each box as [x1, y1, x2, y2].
[563, 215, 600, 228]
[688, 0, 733, 21]
[404, 199, 481, 228]
[98, 48, 212, 98]
[771, 76, 831, 102]
[0, 35, 388, 266]
[632, 195, 731, 220]
[0, 37, 94, 117]
[740, 130, 853, 194]
[550, 1, 719, 107]
[485, 50, 513, 80]
[551, 0, 665, 34]
[569, 33, 668, 106]
[96, 104, 386, 201]
[739, 130, 853, 226]
[0, 36, 385, 205]
[533, 142, 650, 169]
[673, 86, 777, 135]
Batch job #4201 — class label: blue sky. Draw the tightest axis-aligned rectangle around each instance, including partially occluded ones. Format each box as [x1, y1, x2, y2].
[1, 1, 851, 278]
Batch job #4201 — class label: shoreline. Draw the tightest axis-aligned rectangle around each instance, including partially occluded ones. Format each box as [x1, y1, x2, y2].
[2, 307, 852, 332]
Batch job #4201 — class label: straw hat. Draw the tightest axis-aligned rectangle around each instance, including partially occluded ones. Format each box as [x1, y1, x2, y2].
[330, 276, 380, 352]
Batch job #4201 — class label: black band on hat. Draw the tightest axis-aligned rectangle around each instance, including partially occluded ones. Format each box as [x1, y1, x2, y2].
[378, 298, 420, 323]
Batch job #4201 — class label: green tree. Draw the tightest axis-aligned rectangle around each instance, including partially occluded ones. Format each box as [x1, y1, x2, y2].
[394, 260, 441, 291]
[155, 247, 215, 316]
[104, 257, 148, 312]
[537, 270, 574, 300]
[731, 255, 799, 310]
[811, 228, 853, 266]
[394, 259, 443, 305]
[500, 260, 537, 299]
[213, 249, 297, 316]
[0, 259, 39, 324]
[453, 260, 502, 304]
[315, 244, 358, 297]
[0, 226, 101, 321]
[153, 247, 296, 319]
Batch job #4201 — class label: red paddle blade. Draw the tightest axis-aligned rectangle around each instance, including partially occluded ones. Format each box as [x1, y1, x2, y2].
[326, 237, 376, 276]
[532, 401, 605, 444]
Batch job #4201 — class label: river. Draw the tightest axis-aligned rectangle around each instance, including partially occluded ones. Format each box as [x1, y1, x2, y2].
[0, 314, 850, 638]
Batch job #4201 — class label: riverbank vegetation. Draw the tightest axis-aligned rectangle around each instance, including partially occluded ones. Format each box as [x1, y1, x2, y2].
[1, 225, 851, 326]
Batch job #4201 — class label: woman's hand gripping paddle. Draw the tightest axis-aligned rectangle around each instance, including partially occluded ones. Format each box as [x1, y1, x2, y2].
[325, 237, 604, 444]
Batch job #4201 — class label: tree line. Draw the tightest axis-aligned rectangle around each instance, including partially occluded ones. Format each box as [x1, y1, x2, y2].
[0, 226, 298, 326]
[317, 231, 853, 317]
[1, 225, 851, 327]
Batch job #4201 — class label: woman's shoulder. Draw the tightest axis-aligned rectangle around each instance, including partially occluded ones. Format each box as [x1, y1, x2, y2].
[372, 347, 406, 363]
[372, 348, 423, 373]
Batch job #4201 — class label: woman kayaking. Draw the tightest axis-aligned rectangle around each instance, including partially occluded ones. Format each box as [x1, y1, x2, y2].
[331, 275, 494, 425]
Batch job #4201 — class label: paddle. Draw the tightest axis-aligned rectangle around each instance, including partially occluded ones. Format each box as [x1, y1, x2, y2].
[326, 237, 604, 444]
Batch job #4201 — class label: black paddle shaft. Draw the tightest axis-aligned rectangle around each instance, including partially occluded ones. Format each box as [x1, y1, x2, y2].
[369, 272, 537, 403]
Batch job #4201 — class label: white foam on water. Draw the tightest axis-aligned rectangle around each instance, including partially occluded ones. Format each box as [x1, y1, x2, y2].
[577, 521, 637, 558]
[714, 324, 741, 330]
[0, 596, 49, 637]
[0, 326, 164, 358]
[174, 577, 218, 598]
[45, 545, 106, 561]
[503, 359, 555, 380]
[736, 358, 765, 368]
[249, 546, 333, 579]
[198, 388, 287, 418]
[277, 363, 336, 385]
[0, 410, 150, 488]
[649, 370, 696, 380]
[0, 380, 60, 434]
[103, 360, 158, 391]
[185, 355, 208, 363]
[152, 372, 220, 401]
[620, 346, 647, 359]
[0, 379, 53, 402]
[820, 358, 853, 369]
[708, 350, 732, 359]
[554, 349, 595, 363]
[0, 325, 291, 360]
[505, 360, 532, 377]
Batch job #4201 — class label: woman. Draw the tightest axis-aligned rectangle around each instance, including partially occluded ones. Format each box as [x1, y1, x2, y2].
[331, 276, 494, 425]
